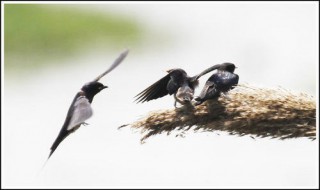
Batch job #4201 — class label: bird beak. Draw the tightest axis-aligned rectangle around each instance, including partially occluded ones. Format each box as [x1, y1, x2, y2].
[102, 85, 108, 90]
[166, 69, 173, 73]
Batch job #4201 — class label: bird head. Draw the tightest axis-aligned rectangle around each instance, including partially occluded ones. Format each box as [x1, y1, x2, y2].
[166, 69, 174, 73]
[219, 62, 237, 73]
[166, 68, 186, 74]
[81, 81, 108, 98]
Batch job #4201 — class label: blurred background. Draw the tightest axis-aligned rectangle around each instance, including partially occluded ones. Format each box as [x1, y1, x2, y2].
[3, 2, 318, 188]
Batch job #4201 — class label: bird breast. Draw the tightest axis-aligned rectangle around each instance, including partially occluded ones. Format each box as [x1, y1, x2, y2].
[175, 86, 194, 104]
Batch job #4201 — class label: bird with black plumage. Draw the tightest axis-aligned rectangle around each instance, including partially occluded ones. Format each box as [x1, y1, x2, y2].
[194, 62, 239, 105]
[48, 49, 129, 159]
[134, 65, 221, 108]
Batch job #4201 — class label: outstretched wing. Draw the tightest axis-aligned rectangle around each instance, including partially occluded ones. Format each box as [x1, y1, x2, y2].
[93, 49, 129, 82]
[48, 93, 93, 159]
[134, 74, 171, 103]
[189, 64, 221, 82]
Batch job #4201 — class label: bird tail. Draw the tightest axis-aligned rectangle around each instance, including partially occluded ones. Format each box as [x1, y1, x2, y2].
[39, 135, 65, 175]
[37, 134, 67, 174]
[48, 136, 62, 159]
[48, 130, 70, 160]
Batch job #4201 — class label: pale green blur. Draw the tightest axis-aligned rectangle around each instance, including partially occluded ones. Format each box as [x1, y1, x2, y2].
[4, 4, 144, 71]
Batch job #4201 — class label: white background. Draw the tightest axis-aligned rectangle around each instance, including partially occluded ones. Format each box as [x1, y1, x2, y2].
[2, 2, 319, 188]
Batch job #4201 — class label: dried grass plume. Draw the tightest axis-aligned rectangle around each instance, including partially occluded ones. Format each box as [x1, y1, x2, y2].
[121, 84, 316, 143]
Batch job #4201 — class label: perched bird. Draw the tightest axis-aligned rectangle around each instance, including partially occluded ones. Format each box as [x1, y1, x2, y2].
[48, 50, 129, 159]
[194, 62, 239, 105]
[134, 66, 219, 107]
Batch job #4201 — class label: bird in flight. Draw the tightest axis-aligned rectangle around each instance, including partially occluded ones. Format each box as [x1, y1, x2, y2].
[134, 65, 220, 107]
[48, 49, 129, 159]
[194, 62, 239, 105]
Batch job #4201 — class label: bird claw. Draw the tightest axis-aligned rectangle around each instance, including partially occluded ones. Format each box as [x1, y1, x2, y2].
[193, 101, 202, 106]
[221, 92, 231, 100]
[174, 100, 177, 108]
[193, 97, 203, 106]
[82, 122, 89, 126]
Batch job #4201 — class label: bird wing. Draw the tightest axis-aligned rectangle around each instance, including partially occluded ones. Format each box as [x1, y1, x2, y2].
[92, 49, 129, 82]
[67, 96, 93, 130]
[189, 64, 221, 81]
[166, 77, 180, 95]
[48, 93, 93, 159]
[197, 79, 218, 100]
[134, 74, 171, 103]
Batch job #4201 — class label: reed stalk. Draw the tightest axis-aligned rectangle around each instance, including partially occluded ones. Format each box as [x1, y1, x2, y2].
[122, 84, 316, 143]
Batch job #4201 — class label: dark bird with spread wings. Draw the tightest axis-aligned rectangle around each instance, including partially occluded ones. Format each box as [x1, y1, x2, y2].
[194, 62, 239, 105]
[48, 50, 129, 159]
[134, 65, 219, 107]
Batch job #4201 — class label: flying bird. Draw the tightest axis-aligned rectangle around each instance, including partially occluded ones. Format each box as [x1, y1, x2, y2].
[48, 49, 129, 159]
[134, 65, 219, 107]
[194, 62, 239, 105]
